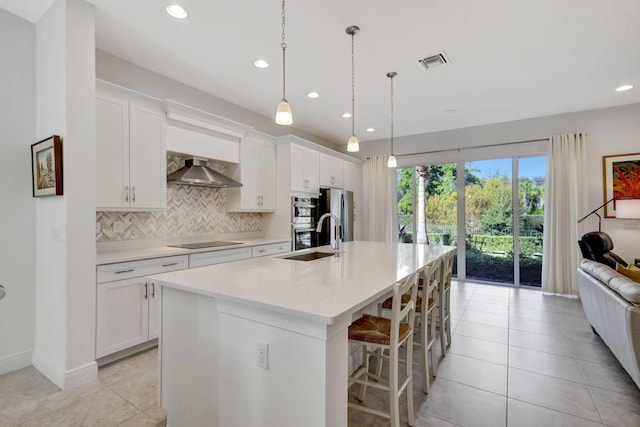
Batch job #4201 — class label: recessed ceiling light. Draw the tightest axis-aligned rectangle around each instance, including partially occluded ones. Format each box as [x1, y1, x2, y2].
[166, 4, 188, 19]
[342, 112, 352, 118]
[307, 91, 319, 99]
[254, 59, 269, 69]
[616, 84, 633, 92]
[366, 128, 375, 132]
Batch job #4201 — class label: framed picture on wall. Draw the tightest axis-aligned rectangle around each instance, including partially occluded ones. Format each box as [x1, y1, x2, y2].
[31, 135, 63, 197]
[603, 152, 640, 217]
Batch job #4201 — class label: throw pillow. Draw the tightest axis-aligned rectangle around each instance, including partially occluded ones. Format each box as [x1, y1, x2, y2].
[616, 263, 640, 283]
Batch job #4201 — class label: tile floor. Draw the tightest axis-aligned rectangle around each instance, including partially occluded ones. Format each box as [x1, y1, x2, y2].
[2, 280, 640, 426]
[348, 280, 640, 427]
[0, 347, 165, 426]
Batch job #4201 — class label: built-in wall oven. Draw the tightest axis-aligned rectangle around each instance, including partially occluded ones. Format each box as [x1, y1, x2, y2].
[291, 196, 319, 251]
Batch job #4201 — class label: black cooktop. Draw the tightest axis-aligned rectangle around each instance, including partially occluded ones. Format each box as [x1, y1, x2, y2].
[167, 241, 243, 250]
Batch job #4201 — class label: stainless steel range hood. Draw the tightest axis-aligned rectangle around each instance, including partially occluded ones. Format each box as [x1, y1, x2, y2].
[167, 159, 242, 188]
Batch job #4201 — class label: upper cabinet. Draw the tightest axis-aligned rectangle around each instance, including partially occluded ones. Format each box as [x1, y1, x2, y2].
[96, 82, 166, 211]
[227, 131, 277, 212]
[319, 153, 344, 188]
[290, 144, 320, 193]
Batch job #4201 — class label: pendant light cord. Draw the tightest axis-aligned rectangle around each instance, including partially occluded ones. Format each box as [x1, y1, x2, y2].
[390, 74, 394, 154]
[281, 0, 287, 100]
[351, 30, 356, 136]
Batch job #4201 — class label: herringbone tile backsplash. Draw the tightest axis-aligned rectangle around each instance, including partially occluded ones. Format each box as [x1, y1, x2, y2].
[96, 154, 262, 242]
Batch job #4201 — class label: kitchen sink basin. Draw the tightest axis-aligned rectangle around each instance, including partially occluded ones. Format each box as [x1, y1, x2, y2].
[281, 251, 334, 261]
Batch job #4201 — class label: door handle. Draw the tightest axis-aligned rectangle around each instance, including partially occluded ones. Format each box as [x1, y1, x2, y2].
[151, 283, 155, 298]
[124, 185, 129, 202]
[132, 186, 136, 203]
[144, 283, 148, 300]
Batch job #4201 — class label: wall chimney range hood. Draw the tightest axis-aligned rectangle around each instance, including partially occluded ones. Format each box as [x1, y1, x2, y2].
[167, 158, 242, 188]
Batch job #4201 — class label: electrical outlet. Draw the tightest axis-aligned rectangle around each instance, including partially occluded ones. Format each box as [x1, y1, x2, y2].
[96, 222, 101, 234]
[256, 342, 268, 370]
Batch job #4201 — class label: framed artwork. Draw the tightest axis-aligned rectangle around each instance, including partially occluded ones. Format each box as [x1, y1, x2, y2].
[602, 152, 640, 217]
[31, 135, 63, 197]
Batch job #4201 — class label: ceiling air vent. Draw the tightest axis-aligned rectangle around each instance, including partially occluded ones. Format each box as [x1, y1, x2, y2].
[418, 52, 449, 70]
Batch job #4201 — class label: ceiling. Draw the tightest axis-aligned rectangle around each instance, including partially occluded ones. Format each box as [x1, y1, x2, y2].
[2, 0, 640, 147]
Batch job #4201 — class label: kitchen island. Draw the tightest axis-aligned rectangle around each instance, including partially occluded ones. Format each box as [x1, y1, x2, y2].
[149, 241, 455, 427]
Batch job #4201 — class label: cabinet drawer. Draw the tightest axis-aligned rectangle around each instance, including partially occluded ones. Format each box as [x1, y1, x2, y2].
[251, 242, 291, 258]
[97, 255, 188, 283]
[189, 247, 252, 268]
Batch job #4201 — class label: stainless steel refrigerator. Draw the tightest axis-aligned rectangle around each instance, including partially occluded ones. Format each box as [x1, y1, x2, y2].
[318, 188, 354, 246]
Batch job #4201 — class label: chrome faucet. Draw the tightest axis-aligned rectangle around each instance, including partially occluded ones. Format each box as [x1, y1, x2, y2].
[316, 213, 341, 256]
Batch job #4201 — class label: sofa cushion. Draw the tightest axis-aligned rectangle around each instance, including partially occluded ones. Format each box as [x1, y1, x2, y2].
[580, 259, 640, 304]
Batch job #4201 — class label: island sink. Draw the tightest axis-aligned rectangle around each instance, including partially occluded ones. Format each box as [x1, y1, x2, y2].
[281, 251, 334, 261]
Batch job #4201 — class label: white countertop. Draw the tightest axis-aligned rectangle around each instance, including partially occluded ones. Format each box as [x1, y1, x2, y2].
[149, 241, 455, 325]
[96, 238, 291, 265]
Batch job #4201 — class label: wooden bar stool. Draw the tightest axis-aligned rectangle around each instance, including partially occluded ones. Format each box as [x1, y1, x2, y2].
[438, 250, 454, 355]
[348, 272, 419, 427]
[378, 259, 441, 394]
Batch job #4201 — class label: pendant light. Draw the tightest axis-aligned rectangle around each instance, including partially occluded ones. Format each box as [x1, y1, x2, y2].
[346, 25, 360, 152]
[387, 72, 398, 168]
[275, 0, 293, 125]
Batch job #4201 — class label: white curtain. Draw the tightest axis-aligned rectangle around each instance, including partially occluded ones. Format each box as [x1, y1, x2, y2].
[367, 155, 398, 243]
[542, 133, 588, 294]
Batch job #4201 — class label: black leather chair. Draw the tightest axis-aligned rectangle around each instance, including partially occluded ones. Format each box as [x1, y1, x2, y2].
[578, 231, 628, 269]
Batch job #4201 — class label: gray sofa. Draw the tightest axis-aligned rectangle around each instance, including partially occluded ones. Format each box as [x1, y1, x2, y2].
[577, 259, 640, 388]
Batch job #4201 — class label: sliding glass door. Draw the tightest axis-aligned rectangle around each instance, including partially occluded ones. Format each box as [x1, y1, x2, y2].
[396, 155, 545, 287]
[464, 158, 514, 283]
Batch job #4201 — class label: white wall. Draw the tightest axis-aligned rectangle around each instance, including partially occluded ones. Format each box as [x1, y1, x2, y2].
[33, 0, 97, 389]
[359, 103, 640, 263]
[0, 8, 36, 375]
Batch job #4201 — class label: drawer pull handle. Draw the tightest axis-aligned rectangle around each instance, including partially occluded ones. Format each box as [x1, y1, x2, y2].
[114, 268, 135, 274]
[258, 250, 266, 253]
[162, 262, 179, 267]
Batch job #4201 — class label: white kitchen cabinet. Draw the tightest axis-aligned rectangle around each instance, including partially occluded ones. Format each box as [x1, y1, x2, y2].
[96, 255, 187, 358]
[189, 247, 252, 268]
[227, 131, 276, 212]
[290, 144, 319, 193]
[96, 91, 166, 211]
[319, 153, 344, 188]
[251, 241, 291, 257]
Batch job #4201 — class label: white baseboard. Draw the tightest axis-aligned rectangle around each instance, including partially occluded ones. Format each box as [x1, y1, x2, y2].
[64, 361, 98, 389]
[32, 351, 99, 390]
[32, 351, 65, 389]
[0, 350, 33, 375]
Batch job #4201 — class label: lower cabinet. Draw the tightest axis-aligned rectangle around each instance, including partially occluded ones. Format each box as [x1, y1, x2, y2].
[96, 279, 157, 358]
[96, 255, 188, 359]
[96, 241, 290, 360]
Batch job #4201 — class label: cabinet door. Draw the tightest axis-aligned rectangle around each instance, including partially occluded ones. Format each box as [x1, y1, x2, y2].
[303, 149, 320, 193]
[240, 139, 260, 209]
[290, 144, 306, 192]
[258, 142, 277, 210]
[319, 154, 344, 188]
[129, 103, 166, 209]
[96, 95, 129, 209]
[148, 282, 160, 340]
[96, 279, 149, 358]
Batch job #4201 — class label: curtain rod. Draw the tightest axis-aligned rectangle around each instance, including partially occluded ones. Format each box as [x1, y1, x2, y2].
[366, 137, 548, 159]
